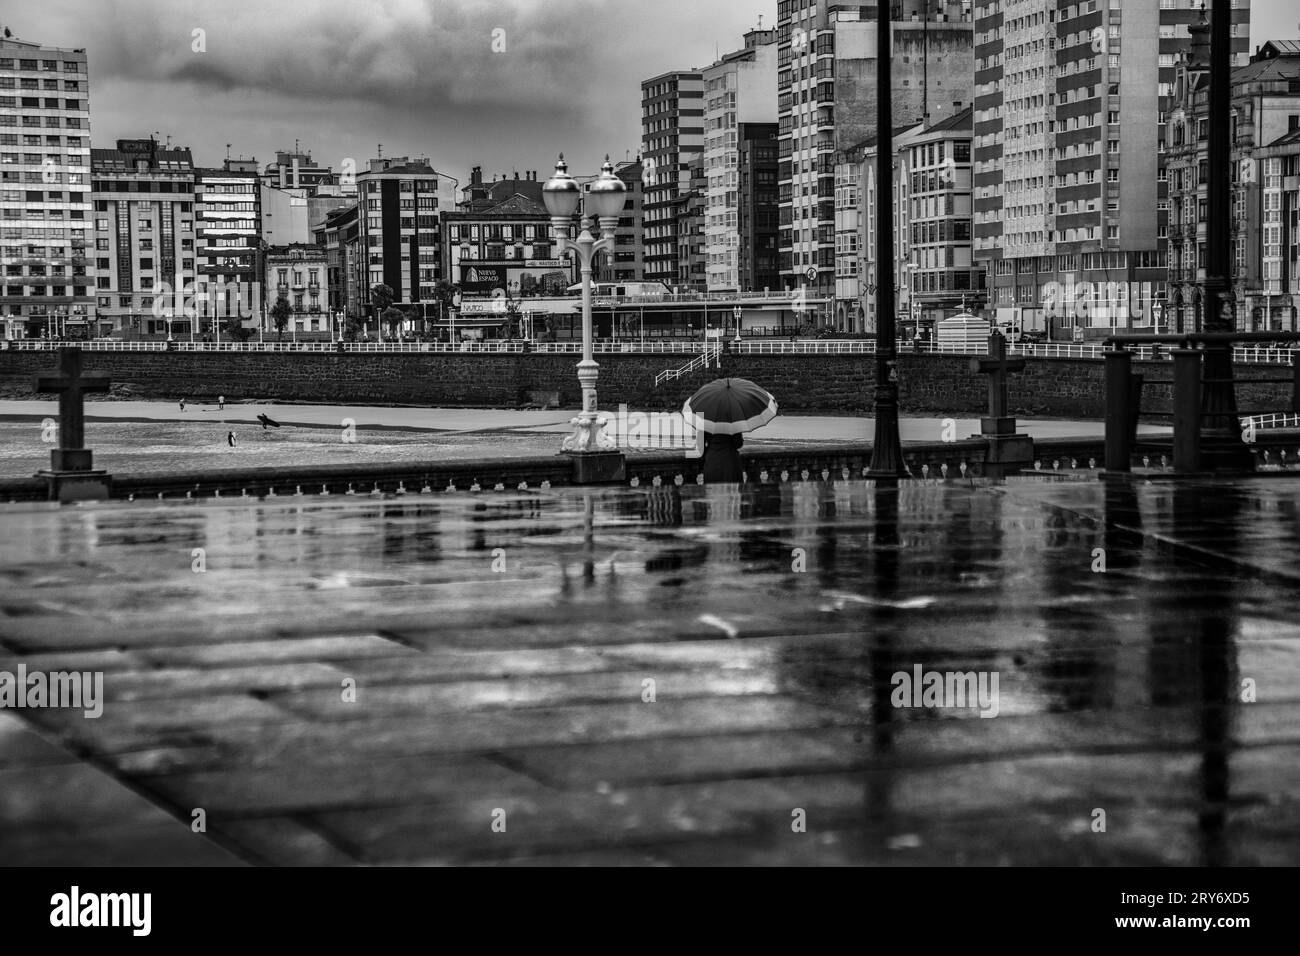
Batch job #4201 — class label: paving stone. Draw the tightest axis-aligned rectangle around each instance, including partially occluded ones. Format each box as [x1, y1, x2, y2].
[138, 753, 546, 817]
[0, 712, 78, 769]
[270, 670, 784, 720]
[2, 478, 1299, 864]
[103, 695, 853, 771]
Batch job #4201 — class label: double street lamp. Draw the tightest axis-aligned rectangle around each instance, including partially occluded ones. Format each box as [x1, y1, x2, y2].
[542, 154, 626, 452]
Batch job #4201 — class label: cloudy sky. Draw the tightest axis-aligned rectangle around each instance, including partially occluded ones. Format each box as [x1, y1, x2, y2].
[12, 0, 1300, 183]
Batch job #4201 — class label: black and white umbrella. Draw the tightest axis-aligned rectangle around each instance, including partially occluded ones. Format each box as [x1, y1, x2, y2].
[682, 377, 778, 436]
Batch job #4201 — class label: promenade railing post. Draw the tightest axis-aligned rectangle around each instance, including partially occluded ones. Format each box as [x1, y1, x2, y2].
[1173, 348, 1203, 474]
[1104, 348, 1133, 472]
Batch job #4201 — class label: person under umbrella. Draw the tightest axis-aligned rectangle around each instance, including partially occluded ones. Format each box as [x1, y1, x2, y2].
[257, 413, 282, 430]
[683, 377, 778, 484]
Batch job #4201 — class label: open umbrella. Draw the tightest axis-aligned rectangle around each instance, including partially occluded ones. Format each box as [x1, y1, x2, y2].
[683, 377, 778, 436]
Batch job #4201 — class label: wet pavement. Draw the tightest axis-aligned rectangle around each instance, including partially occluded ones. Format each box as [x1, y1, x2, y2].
[0, 477, 1297, 865]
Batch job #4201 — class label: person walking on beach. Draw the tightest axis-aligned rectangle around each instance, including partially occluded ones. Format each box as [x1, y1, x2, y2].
[179, 398, 186, 413]
[227, 430, 236, 448]
[218, 394, 226, 410]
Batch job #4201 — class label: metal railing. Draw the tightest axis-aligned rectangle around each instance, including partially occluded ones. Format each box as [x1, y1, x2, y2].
[592, 290, 832, 307]
[1241, 412, 1300, 431]
[7, 337, 1296, 364]
[655, 346, 721, 386]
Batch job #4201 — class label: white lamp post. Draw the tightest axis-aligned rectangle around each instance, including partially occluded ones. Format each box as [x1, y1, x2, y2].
[543, 154, 626, 453]
[733, 305, 742, 343]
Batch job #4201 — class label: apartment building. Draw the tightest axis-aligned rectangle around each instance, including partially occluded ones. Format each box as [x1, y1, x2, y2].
[703, 27, 778, 292]
[1256, 121, 1300, 332]
[0, 35, 92, 339]
[973, 0, 1251, 340]
[314, 201, 360, 326]
[194, 161, 261, 330]
[90, 138, 196, 338]
[356, 156, 449, 326]
[641, 69, 705, 288]
[264, 242, 330, 335]
[778, 0, 974, 314]
[1167, 37, 1300, 333]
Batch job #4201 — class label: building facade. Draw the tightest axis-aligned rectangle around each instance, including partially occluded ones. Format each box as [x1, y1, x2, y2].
[314, 201, 360, 328]
[90, 138, 196, 338]
[262, 149, 343, 195]
[778, 0, 974, 314]
[265, 243, 330, 335]
[703, 28, 778, 292]
[194, 162, 261, 331]
[260, 184, 308, 246]
[356, 156, 448, 326]
[676, 153, 708, 291]
[443, 176, 570, 297]
[0, 36, 92, 339]
[1167, 37, 1300, 333]
[641, 69, 705, 288]
[973, 0, 1252, 340]
[737, 123, 781, 294]
[1256, 123, 1300, 332]
[857, 122, 926, 334]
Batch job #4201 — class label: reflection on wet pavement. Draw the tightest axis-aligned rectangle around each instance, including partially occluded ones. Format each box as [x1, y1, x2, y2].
[0, 478, 1297, 865]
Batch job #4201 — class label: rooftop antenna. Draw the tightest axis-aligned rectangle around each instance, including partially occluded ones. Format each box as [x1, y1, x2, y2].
[377, 143, 383, 159]
[225, 143, 231, 161]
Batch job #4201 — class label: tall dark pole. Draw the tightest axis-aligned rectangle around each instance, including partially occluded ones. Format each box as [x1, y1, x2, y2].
[868, 2, 908, 481]
[1200, 0, 1250, 470]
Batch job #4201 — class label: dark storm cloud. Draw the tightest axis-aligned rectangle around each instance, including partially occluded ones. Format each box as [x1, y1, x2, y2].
[13, 0, 775, 175]
[92, 0, 609, 109]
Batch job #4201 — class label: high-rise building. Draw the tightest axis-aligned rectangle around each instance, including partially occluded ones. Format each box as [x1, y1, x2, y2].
[356, 156, 450, 327]
[973, 0, 1251, 340]
[194, 161, 261, 330]
[703, 27, 778, 292]
[0, 36, 92, 340]
[641, 69, 705, 288]
[1167, 37, 1300, 334]
[778, 0, 974, 315]
[90, 138, 196, 338]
